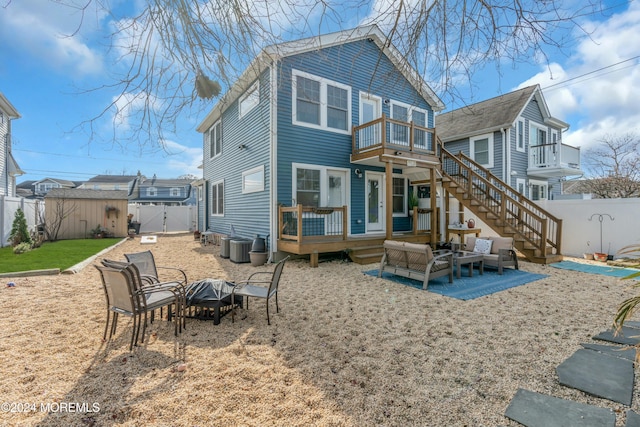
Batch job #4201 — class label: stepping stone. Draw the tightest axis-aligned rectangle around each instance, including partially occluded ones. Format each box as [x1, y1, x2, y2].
[505, 388, 615, 427]
[581, 343, 636, 361]
[627, 410, 640, 427]
[556, 349, 634, 405]
[593, 327, 640, 346]
[623, 321, 640, 329]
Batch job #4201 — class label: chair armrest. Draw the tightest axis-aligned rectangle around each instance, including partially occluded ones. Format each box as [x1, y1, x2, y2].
[156, 266, 188, 283]
[433, 251, 454, 263]
[498, 248, 514, 259]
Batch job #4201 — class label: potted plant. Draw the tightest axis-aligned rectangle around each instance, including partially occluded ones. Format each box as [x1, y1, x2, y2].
[91, 224, 105, 238]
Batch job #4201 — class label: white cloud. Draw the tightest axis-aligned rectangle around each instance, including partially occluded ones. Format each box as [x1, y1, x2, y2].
[0, 0, 106, 75]
[162, 140, 203, 177]
[517, 2, 640, 149]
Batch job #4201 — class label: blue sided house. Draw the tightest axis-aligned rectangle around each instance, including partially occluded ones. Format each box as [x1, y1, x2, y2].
[197, 25, 566, 267]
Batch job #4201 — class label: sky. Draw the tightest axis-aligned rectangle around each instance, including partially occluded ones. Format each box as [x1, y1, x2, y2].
[1, 0, 639, 184]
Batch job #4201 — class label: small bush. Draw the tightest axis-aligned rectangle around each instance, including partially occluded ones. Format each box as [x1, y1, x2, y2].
[10, 209, 32, 247]
[13, 242, 32, 254]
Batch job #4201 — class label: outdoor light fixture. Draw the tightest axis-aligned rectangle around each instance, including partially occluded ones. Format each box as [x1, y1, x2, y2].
[238, 144, 247, 150]
[354, 168, 363, 178]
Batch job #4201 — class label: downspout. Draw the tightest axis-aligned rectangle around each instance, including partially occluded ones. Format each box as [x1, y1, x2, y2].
[269, 58, 278, 261]
[501, 128, 508, 185]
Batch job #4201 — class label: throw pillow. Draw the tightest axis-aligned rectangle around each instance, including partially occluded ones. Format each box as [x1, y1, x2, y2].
[473, 238, 493, 254]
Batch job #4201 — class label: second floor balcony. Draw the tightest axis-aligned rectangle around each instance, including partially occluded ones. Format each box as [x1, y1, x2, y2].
[351, 113, 441, 168]
[527, 142, 583, 178]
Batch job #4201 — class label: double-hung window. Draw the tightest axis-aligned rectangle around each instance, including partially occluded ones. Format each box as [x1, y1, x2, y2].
[147, 187, 157, 197]
[470, 133, 494, 168]
[292, 70, 351, 134]
[390, 101, 430, 148]
[209, 121, 222, 158]
[170, 188, 181, 197]
[517, 119, 525, 152]
[211, 181, 224, 216]
[392, 176, 407, 216]
[239, 82, 259, 118]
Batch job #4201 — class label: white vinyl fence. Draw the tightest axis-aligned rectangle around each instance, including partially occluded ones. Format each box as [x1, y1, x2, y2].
[0, 196, 42, 247]
[127, 204, 197, 234]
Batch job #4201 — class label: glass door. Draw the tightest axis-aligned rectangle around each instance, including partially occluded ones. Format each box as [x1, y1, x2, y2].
[326, 170, 346, 235]
[366, 172, 384, 233]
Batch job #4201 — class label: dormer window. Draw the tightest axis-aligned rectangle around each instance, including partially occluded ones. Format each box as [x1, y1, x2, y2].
[171, 187, 181, 197]
[147, 187, 157, 197]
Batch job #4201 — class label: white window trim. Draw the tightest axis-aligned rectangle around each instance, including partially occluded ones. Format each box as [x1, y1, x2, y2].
[242, 165, 265, 194]
[516, 178, 526, 195]
[392, 174, 408, 217]
[529, 122, 548, 147]
[516, 118, 525, 152]
[359, 91, 382, 124]
[291, 162, 351, 208]
[389, 99, 429, 145]
[209, 120, 222, 159]
[291, 69, 352, 135]
[147, 187, 157, 197]
[211, 180, 224, 216]
[470, 133, 494, 168]
[239, 81, 260, 119]
[528, 179, 548, 201]
[170, 187, 181, 197]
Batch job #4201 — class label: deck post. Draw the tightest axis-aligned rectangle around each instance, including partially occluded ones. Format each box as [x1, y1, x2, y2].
[385, 161, 393, 240]
[310, 251, 319, 268]
[342, 205, 348, 240]
[296, 204, 303, 243]
[430, 167, 437, 247]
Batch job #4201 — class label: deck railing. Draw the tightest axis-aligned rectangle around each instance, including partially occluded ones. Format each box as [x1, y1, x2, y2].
[279, 205, 348, 242]
[352, 113, 438, 156]
[441, 148, 562, 256]
[529, 142, 581, 169]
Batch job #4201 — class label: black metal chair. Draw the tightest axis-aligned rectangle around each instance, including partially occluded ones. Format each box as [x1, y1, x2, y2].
[231, 256, 289, 325]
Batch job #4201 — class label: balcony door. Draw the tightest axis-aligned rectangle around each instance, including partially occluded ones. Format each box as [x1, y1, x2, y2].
[359, 93, 382, 149]
[326, 169, 346, 235]
[366, 171, 385, 233]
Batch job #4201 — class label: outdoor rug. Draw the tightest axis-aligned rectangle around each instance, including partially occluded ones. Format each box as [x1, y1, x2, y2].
[550, 260, 639, 279]
[364, 267, 548, 300]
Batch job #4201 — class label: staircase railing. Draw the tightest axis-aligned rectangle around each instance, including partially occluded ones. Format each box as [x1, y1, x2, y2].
[439, 146, 562, 257]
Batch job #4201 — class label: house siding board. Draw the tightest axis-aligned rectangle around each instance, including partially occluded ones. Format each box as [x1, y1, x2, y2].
[0, 112, 8, 196]
[203, 68, 272, 239]
[275, 39, 434, 235]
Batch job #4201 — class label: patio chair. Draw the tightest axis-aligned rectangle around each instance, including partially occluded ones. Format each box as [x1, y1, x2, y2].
[231, 256, 289, 325]
[95, 263, 182, 351]
[101, 259, 185, 336]
[124, 250, 188, 328]
[461, 236, 519, 275]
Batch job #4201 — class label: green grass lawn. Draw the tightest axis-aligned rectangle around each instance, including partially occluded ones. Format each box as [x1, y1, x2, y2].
[0, 238, 122, 273]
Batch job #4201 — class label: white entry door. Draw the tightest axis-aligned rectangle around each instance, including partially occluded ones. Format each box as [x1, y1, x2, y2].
[366, 172, 384, 233]
[359, 94, 382, 149]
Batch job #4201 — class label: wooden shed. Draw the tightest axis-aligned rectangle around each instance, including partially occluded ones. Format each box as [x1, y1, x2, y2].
[45, 188, 128, 240]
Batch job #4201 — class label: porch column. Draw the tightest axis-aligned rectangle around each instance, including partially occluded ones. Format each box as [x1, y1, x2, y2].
[430, 167, 437, 247]
[386, 161, 393, 240]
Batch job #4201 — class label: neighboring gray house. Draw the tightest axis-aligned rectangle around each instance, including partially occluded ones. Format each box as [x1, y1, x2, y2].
[32, 177, 77, 197]
[0, 92, 24, 197]
[79, 174, 138, 191]
[436, 85, 583, 200]
[129, 174, 196, 206]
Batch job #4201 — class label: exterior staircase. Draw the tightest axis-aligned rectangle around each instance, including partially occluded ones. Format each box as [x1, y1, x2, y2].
[440, 147, 563, 264]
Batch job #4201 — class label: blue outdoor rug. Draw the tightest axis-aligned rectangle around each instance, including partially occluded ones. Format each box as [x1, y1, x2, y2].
[550, 261, 640, 279]
[365, 267, 548, 300]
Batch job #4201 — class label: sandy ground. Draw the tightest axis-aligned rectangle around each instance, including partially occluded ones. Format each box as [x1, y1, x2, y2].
[0, 233, 638, 426]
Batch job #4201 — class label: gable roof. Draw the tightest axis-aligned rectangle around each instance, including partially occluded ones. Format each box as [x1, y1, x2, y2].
[0, 93, 20, 119]
[33, 177, 76, 187]
[435, 85, 569, 142]
[197, 25, 445, 132]
[45, 188, 128, 200]
[86, 175, 138, 183]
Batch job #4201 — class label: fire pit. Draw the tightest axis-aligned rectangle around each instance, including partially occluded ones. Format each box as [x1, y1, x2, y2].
[184, 279, 243, 324]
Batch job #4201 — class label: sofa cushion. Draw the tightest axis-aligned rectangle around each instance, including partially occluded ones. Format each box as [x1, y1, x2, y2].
[473, 238, 493, 254]
[490, 237, 513, 254]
